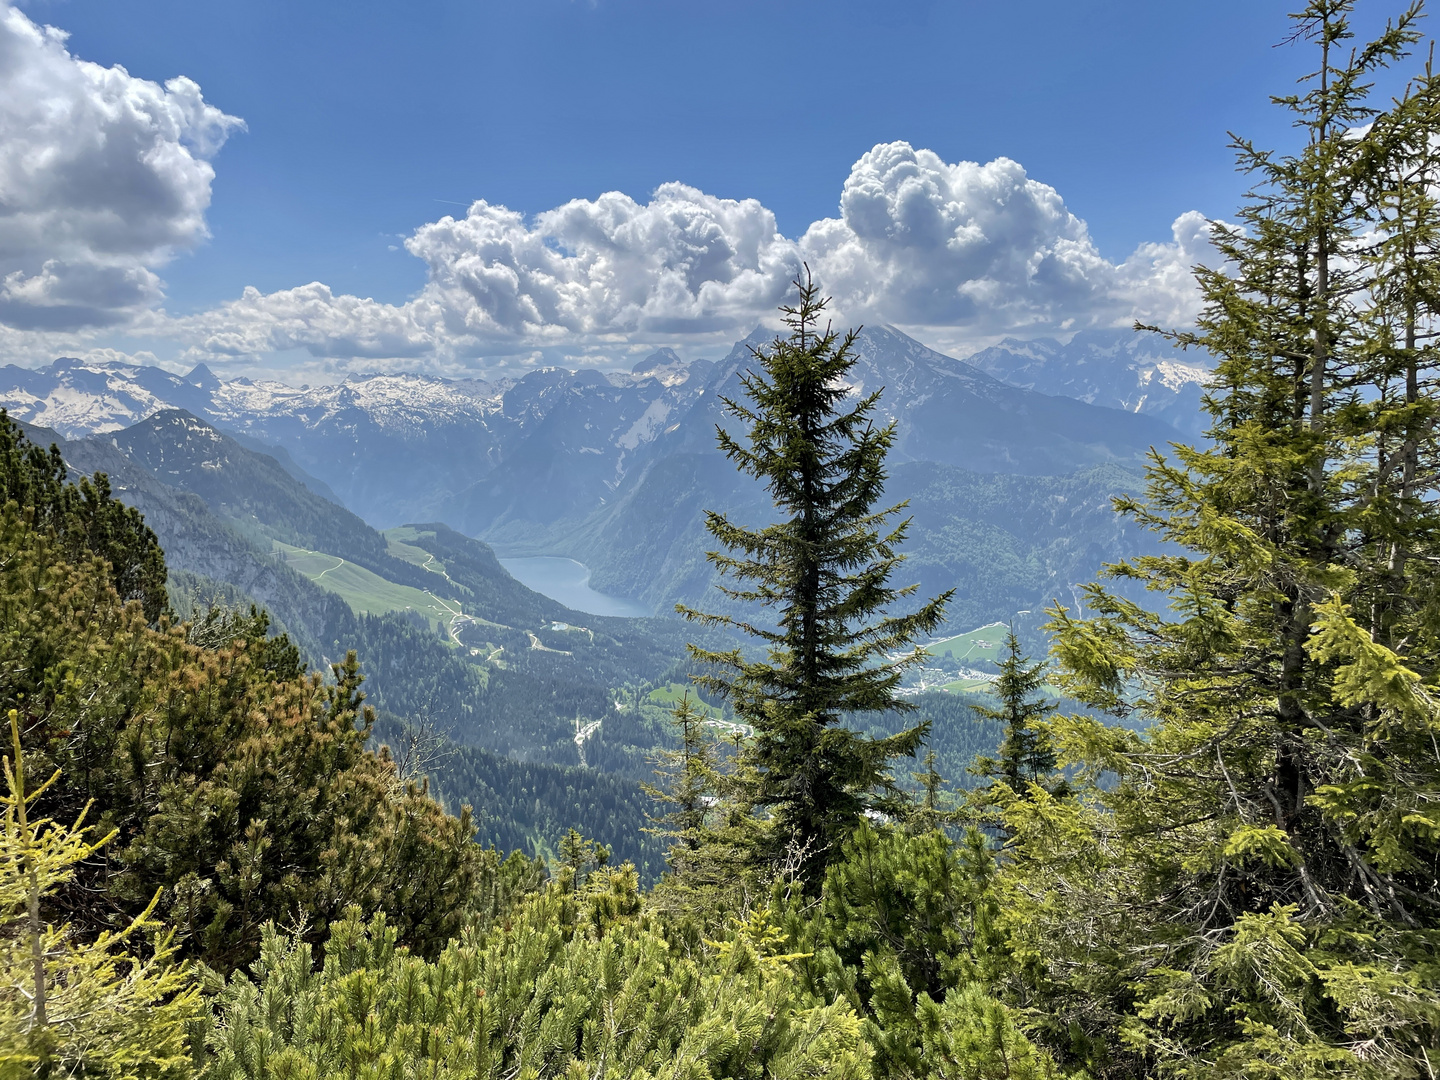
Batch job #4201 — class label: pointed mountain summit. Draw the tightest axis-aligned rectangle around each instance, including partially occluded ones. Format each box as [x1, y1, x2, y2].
[566, 322, 1175, 616]
[185, 362, 222, 391]
[659, 323, 1179, 473]
[632, 347, 684, 373]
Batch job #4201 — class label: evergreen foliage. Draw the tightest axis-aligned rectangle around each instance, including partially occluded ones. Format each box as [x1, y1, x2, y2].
[681, 274, 952, 882]
[1026, 3, 1440, 1073]
[784, 823, 1029, 1078]
[641, 694, 723, 872]
[969, 630, 1063, 801]
[0, 420, 509, 976]
[430, 732, 666, 878]
[643, 700, 763, 913]
[0, 411, 168, 623]
[205, 887, 874, 1080]
[1, 709, 199, 1079]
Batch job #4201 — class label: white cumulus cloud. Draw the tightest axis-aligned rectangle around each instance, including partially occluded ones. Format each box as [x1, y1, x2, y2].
[0, 0, 1213, 377]
[164, 183, 806, 371]
[0, 0, 242, 331]
[802, 142, 1213, 339]
[164, 151, 1214, 373]
[406, 184, 801, 340]
[167, 282, 439, 361]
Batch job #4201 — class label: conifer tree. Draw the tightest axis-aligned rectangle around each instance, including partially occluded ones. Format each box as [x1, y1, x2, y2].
[645, 697, 765, 915]
[906, 750, 960, 834]
[555, 829, 609, 893]
[681, 272, 952, 884]
[0, 412, 167, 623]
[969, 629, 1061, 799]
[1021, 2, 1440, 1072]
[642, 695, 719, 868]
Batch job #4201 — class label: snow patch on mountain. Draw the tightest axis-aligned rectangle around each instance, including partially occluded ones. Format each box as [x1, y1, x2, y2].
[967, 328, 1212, 436]
[617, 398, 672, 451]
[211, 373, 506, 434]
[1149, 359, 1211, 394]
[0, 358, 208, 437]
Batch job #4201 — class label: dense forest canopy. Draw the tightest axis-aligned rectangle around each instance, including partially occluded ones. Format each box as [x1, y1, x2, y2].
[3, 2, 1440, 1077]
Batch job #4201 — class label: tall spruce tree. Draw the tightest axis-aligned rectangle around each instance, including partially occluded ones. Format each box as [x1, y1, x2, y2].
[681, 273, 951, 884]
[1014, 2, 1440, 1074]
[970, 629, 1061, 800]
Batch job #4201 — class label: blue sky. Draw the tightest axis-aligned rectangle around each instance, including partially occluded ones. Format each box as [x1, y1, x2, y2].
[0, 0, 1426, 378]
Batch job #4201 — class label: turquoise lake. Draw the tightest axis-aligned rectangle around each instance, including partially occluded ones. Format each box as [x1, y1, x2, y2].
[498, 556, 651, 619]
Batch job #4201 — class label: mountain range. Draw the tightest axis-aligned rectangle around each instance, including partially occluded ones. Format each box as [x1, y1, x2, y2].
[0, 323, 1197, 625]
[0, 321, 1207, 865]
[965, 327, 1213, 437]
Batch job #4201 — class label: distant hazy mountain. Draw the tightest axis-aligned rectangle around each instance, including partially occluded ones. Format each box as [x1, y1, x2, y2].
[0, 326, 1180, 530]
[478, 327, 1175, 623]
[0, 353, 714, 528]
[0, 357, 217, 436]
[14, 414, 355, 665]
[568, 450, 1162, 630]
[0, 324, 1191, 626]
[965, 327, 1214, 437]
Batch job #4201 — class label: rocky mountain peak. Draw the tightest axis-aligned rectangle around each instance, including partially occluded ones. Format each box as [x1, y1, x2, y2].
[186, 363, 222, 391]
[632, 347, 684, 374]
[967, 327, 1213, 436]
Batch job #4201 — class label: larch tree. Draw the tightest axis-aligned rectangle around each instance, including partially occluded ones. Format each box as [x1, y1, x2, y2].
[1, 710, 199, 1078]
[680, 272, 952, 886]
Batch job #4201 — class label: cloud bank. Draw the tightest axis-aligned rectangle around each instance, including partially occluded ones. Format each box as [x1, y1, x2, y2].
[805, 143, 1212, 337]
[171, 154, 1214, 373]
[0, 2, 1215, 374]
[0, 2, 242, 333]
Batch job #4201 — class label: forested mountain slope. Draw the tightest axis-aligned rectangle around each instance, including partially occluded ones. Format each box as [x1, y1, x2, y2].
[7, 413, 693, 863]
[566, 453, 1161, 625]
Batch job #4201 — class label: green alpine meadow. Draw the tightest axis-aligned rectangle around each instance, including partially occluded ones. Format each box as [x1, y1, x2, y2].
[4, 2, 1440, 1077]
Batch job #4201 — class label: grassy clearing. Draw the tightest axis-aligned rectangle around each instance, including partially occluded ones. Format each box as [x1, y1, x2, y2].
[940, 676, 997, 694]
[938, 675, 1064, 698]
[273, 540, 453, 626]
[924, 622, 1008, 664]
[384, 527, 448, 572]
[646, 683, 726, 719]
